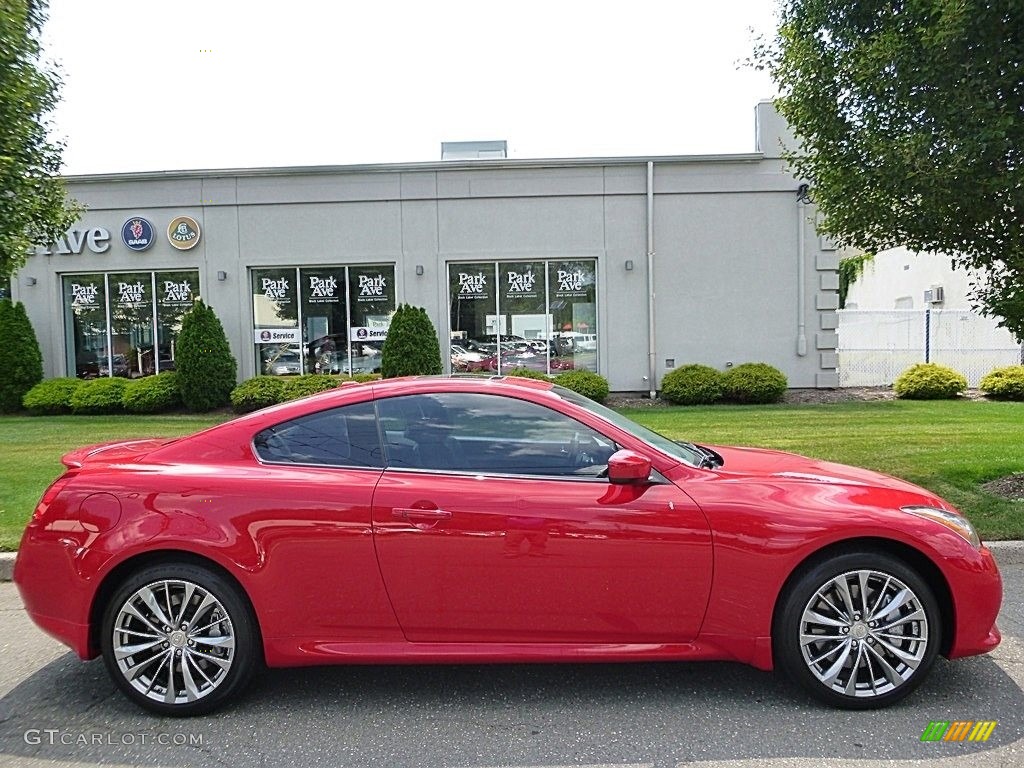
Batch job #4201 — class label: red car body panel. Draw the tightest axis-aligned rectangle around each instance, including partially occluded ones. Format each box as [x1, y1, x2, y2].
[14, 376, 1001, 675]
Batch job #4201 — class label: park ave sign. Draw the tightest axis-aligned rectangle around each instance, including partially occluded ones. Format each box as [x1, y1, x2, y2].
[33, 227, 111, 255]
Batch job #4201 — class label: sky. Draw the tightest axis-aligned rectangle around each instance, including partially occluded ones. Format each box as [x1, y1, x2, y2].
[40, 0, 781, 176]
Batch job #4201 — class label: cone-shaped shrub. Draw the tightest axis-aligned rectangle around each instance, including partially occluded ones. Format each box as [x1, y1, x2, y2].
[0, 300, 44, 412]
[380, 305, 443, 378]
[176, 300, 237, 411]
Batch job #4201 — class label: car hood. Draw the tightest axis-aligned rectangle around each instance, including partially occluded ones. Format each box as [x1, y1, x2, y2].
[705, 444, 942, 500]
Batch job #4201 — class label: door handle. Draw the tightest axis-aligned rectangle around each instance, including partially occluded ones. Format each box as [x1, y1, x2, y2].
[392, 507, 452, 521]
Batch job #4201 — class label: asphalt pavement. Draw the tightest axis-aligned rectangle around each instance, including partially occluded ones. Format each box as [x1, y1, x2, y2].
[0, 563, 1021, 768]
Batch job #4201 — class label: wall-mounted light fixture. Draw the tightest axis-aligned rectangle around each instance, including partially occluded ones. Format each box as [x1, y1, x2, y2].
[624, 260, 634, 271]
[217, 271, 227, 281]
[25, 277, 37, 286]
[415, 265, 424, 276]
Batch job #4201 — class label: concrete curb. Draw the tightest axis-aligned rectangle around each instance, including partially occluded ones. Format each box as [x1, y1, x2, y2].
[2, 542, 1023, 583]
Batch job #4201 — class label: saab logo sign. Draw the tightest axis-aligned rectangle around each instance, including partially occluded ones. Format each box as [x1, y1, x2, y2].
[121, 218, 155, 251]
[167, 216, 201, 250]
[921, 720, 997, 742]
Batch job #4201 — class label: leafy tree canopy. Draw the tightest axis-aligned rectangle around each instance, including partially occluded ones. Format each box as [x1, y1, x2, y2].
[1, 0, 81, 278]
[757, 0, 1024, 337]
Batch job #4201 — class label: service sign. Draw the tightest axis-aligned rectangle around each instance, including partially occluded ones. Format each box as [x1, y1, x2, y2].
[350, 326, 389, 342]
[255, 328, 301, 344]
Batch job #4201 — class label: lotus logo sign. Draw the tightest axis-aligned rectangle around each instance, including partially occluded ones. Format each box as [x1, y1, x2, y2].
[167, 216, 201, 250]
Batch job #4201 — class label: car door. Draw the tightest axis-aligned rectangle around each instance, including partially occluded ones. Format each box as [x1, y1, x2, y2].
[370, 391, 713, 644]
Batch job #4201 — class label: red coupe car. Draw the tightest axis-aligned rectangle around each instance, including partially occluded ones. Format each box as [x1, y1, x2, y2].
[15, 376, 1001, 716]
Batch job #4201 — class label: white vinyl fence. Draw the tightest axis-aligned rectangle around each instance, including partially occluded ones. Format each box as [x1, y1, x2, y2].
[837, 309, 1022, 387]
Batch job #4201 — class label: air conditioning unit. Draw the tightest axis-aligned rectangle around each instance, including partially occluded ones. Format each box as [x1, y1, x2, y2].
[933, 285, 945, 303]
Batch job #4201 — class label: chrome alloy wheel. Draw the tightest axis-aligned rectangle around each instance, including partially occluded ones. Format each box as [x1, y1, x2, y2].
[111, 579, 235, 705]
[799, 569, 929, 698]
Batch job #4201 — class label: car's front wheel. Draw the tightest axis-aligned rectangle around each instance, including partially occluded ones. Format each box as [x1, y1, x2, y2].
[101, 563, 259, 716]
[775, 551, 941, 709]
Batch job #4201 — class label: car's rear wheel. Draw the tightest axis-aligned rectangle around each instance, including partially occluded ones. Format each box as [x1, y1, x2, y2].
[775, 551, 941, 709]
[101, 563, 258, 716]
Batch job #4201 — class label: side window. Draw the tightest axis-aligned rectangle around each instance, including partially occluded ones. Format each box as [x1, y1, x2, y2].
[253, 400, 382, 468]
[377, 393, 616, 477]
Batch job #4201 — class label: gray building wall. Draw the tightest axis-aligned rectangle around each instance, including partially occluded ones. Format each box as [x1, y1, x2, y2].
[12, 106, 839, 391]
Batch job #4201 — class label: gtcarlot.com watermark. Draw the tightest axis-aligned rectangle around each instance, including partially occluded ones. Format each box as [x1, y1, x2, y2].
[24, 729, 203, 747]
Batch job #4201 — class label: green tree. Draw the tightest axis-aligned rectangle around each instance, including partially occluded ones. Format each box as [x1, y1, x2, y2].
[175, 300, 237, 411]
[0, 299, 44, 411]
[1, 0, 81, 278]
[756, 1, 1024, 337]
[380, 304, 443, 378]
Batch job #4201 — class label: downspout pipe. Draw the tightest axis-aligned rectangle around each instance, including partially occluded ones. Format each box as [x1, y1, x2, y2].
[647, 161, 657, 398]
[796, 185, 809, 357]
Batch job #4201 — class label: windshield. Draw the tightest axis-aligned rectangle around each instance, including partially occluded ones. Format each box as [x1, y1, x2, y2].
[552, 384, 704, 466]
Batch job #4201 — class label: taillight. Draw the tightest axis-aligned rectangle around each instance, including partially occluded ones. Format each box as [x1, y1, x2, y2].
[33, 473, 76, 521]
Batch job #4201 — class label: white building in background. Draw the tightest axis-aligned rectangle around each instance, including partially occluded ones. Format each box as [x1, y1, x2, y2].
[839, 247, 1020, 386]
[845, 246, 981, 311]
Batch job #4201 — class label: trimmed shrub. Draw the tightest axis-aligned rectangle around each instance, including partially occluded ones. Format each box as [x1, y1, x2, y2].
[504, 367, 552, 381]
[894, 363, 967, 400]
[70, 377, 129, 414]
[351, 373, 382, 383]
[380, 304, 443, 378]
[283, 374, 341, 400]
[660, 364, 723, 405]
[176, 300, 237, 411]
[23, 377, 83, 415]
[721, 363, 788, 404]
[230, 376, 289, 414]
[123, 373, 182, 413]
[554, 369, 610, 403]
[0, 300, 44, 412]
[980, 365, 1024, 400]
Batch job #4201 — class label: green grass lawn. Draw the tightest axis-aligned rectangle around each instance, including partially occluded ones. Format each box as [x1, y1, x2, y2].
[0, 400, 1021, 551]
[0, 414, 227, 551]
[620, 399, 1024, 541]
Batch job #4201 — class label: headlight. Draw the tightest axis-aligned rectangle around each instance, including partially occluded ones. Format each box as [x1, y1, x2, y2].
[901, 505, 981, 548]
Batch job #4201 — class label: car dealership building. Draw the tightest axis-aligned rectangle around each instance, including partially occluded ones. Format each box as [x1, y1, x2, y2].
[8, 102, 840, 393]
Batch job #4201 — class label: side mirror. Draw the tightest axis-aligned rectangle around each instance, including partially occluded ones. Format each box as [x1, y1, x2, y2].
[607, 449, 652, 485]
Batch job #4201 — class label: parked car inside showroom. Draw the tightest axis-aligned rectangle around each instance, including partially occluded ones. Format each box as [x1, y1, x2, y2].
[15, 376, 1001, 716]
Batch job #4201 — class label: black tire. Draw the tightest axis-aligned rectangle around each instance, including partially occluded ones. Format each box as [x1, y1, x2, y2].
[100, 562, 259, 716]
[774, 550, 941, 709]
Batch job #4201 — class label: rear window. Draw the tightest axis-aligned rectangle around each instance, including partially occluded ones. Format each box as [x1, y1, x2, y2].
[253, 401, 382, 468]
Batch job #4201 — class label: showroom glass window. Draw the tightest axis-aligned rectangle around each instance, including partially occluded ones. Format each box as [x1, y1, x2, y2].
[251, 265, 395, 376]
[447, 259, 597, 375]
[62, 271, 199, 378]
